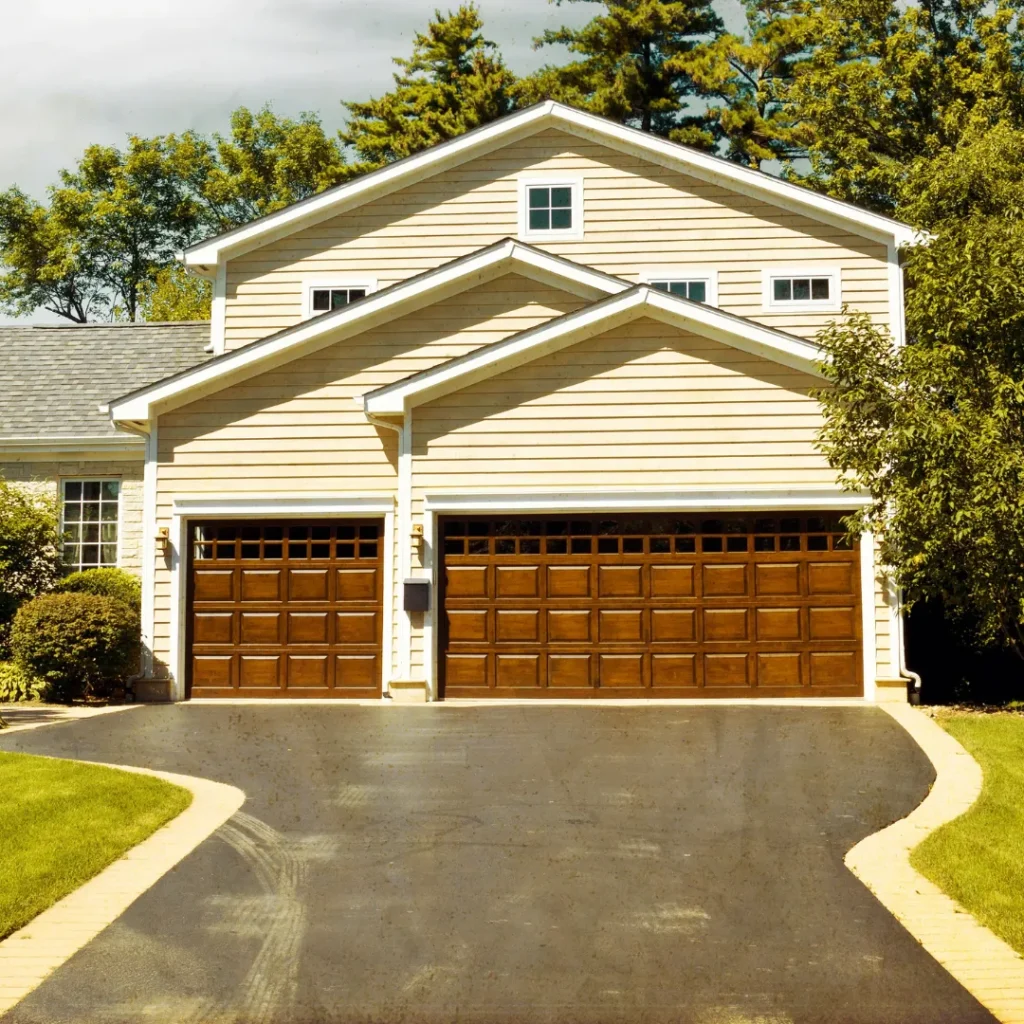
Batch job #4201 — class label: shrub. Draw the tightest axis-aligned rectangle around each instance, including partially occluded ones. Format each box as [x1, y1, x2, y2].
[0, 661, 45, 702]
[0, 479, 62, 657]
[11, 593, 139, 704]
[54, 568, 141, 612]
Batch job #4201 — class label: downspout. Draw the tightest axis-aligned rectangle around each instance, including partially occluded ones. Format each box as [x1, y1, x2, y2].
[896, 587, 923, 705]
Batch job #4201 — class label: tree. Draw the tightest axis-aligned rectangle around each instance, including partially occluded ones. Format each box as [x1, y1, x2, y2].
[816, 124, 1024, 657]
[342, 5, 517, 169]
[679, 0, 813, 167]
[786, 0, 1024, 215]
[516, 0, 722, 138]
[139, 264, 211, 322]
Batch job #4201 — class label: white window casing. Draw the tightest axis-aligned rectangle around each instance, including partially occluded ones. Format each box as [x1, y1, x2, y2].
[638, 267, 719, 307]
[762, 266, 841, 313]
[302, 277, 378, 319]
[60, 478, 122, 571]
[517, 174, 585, 241]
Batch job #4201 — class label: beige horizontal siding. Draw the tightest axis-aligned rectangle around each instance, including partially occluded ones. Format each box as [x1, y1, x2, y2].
[224, 128, 890, 348]
[151, 273, 588, 674]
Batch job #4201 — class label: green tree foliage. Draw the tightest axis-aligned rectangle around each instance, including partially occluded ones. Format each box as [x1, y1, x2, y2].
[0, 107, 348, 323]
[138, 264, 211, 322]
[0, 480, 63, 655]
[817, 124, 1024, 656]
[679, 0, 812, 167]
[786, 0, 1024, 215]
[517, 0, 722, 137]
[342, 5, 517, 169]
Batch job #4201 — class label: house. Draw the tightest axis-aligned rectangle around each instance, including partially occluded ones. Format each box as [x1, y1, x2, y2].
[2, 101, 918, 703]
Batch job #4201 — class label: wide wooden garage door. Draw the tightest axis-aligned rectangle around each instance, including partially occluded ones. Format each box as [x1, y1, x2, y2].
[440, 514, 862, 698]
[187, 520, 383, 699]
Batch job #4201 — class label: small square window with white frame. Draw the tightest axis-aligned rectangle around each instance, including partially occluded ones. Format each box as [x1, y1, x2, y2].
[764, 268, 840, 311]
[640, 268, 718, 306]
[518, 177, 583, 240]
[62, 479, 120, 570]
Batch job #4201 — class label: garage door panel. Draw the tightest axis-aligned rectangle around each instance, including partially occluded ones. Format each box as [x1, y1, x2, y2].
[193, 612, 233, 645]
[188, 520, 383, 699]
[239, 655, 280, 688]
[549, 654, 591, 687]
[240, 569, 281, 602]
[548, 566, 590, 598]
[194, 570, 234, 602]
[440, 514, 862, 699]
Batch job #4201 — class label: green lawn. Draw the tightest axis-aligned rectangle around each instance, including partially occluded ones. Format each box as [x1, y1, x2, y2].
[0, 752, 192, 939]
[911, 711, 1024, 955]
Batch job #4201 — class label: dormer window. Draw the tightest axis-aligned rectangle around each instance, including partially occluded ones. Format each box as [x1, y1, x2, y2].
[304, 279, 377, 318]
[518, 177, 584, 240]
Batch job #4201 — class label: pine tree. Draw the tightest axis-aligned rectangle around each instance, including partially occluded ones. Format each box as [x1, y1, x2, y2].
[678, 0, 813, 168]
[516, 0, 723, 138]
[342, 5, 517, 169]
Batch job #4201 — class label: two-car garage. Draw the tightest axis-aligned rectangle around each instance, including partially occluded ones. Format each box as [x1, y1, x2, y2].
[184, 512, 863, 700]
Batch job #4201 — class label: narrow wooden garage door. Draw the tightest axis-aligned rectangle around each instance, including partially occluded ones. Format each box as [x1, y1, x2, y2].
[440, 514, 862, 698]
[188, 520, 383, 699]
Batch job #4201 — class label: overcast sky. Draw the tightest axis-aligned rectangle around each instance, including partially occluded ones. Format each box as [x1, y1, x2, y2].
[1, 0, 740, 323]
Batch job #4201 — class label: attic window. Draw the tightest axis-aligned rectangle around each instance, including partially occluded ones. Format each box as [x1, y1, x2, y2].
[764, 268, 840, 311]
[311, 287, 367, 312]
[640, 268, 718, 306]
[519, 177, 583, 240]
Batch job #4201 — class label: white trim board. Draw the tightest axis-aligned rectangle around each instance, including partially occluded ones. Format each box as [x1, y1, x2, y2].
[183, 102, 918, 268]
[364, 285, 825, 415]
[110, 239, 627, 425]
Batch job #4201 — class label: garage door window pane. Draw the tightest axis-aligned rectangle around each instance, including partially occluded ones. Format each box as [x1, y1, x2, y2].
[62, 480, 120, 571]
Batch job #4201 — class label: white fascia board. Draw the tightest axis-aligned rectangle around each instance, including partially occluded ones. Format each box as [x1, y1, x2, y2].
[183, 101, 917, 269]
[111, 240, 620, 423]
[424, 489, 871, 512]
[172, 496, 395, 517]
[364, 288, 825, 415]
[0, 436, 145, 456]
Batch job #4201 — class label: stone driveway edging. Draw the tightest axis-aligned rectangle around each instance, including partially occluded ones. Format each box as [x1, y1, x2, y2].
[0, 761, 245, 1015]
[846, 704, 1024, 1023]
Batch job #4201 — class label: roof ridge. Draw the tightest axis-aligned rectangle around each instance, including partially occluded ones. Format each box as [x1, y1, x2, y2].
[21, 321, 210, 330]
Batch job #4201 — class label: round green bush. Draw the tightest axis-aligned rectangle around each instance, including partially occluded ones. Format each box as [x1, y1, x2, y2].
[11, 593, 140, 704]
[53, 568, 141, 611]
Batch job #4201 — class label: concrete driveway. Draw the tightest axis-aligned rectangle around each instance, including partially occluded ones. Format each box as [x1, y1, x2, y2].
[0, 704, 997, 1024]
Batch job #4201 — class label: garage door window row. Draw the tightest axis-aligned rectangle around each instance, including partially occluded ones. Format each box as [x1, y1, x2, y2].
[442, 516, 853, 557]
[194, 522, 379, 561]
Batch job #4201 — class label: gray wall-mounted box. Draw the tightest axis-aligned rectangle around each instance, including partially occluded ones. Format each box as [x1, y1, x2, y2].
[403, 578, 431, 612]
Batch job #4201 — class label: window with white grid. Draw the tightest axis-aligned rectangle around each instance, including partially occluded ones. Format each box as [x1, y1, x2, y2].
[61, 480, 120, 570]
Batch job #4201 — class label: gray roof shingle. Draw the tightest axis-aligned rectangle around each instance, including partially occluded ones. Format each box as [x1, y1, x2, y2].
[0, 322, 211, 439]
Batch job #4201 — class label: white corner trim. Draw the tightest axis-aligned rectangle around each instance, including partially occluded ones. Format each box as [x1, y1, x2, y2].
[364, 287, 826, 415]
[517, 173, 585, 241]
[847, 705, 1024, 1021]
[423, 506, 437, 702]
[171, 496, 395, 516]
[182, 102, 917, 267]
[887, 242, 907, 347]
[860, 532, 877, 702]
[110, 240, 624, 423]
[423, 489, 870, 513]
[210, 263, 227, 355]
[638, 267, 720, 307]
[302, 277, 379, 319]
[398, 410, 413, 680]
[761, 265, 842, 313]
[0, 761, 245, 1018]
[140, 427, 158, 678]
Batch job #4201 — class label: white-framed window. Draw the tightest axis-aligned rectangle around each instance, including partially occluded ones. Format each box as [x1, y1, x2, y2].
[762, 267, 841, 312]
[518, 176, 584, 240]
[639, 268, 719, 306]
[61, 479, 121, 571]
[304, 279, 377, 319]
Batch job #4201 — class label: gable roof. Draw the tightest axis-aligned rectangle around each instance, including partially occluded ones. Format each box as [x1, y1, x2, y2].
[362, 285, 825, 416]
[183, 101, 918, 270]
[0, 322, 210, 448]
[109, 239, 628, 425]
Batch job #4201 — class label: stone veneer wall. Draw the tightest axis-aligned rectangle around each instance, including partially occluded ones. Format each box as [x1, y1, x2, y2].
[0, 459, 145, 574]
